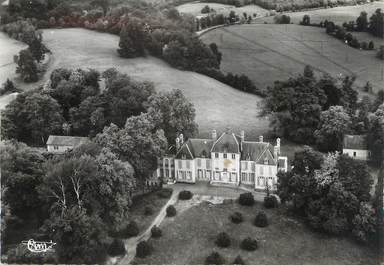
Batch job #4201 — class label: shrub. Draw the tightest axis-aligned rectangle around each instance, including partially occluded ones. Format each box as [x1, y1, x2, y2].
[166, 205, 176, 217]
[0, 79, 19, 96]
[368, 41, 374, 50]
[215, 232, 231, 248]
[240, 237, 258, 251]
[136, 241, 152, 258]
[151, 225, 162, 238]
[157, 188, 173, 198]
[239, 192, 255, 206]
[254, 211, 269, 227]
[274, 14, 291, 24]
[178, 190, 193, 200]
[201, 5, 211, 14]
[121, 221, 139, 238]
[264, 195, 278, 208]
[233, 255, 246, 265]
[144, 206, 153, 216]
[230, 212, 243, 224]
[107, 239, 126, 256]
[205, 251, 225, 265]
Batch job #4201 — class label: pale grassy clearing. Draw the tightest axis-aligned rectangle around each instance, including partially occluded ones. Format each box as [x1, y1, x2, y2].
[201, 23, 383, 93]
[177, 2, 270, 17]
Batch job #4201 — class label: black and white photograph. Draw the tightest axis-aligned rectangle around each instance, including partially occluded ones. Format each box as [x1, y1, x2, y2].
[0, 0, 383, 264]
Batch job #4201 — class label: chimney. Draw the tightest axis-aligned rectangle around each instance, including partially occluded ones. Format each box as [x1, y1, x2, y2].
[176, 137, 180, 150]
[259, 135, 263, 143]
[275, 138, 281, 155]
[274, 146, 278, 159]
[240, 130, 245, 142]
[179, 133, 184, 144]
[211, 129, 217, 140]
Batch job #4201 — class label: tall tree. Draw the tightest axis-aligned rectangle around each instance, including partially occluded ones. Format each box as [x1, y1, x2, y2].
[16, 49, 38, 82]
[1, 92, 65, 146]
[145, 89, 198, 144]
[314, 106, 352, 152]
[117, 19, 146, 58]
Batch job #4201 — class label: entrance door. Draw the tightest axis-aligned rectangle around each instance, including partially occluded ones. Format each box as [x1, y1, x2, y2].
[221, 172, 228, 182]
[198, 169, 203, 180]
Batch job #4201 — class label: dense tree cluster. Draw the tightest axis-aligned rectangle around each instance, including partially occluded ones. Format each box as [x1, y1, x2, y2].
[263, 66, 360, 148]
[277, 148, 379, 244]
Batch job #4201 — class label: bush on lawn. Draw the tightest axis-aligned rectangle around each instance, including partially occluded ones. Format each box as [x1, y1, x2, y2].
[233, 255, 246, 265]
[254, 211, 269, 227]
[107, 239, 126, 256]
[144, 206, 153, 216]
[151, 225, 162, 238]
[215, 232, 231, 248]
[178, 190, 193, 200]
[240, 237, 258, 251]
[121, 221, 139, 238]
[264, 195, 278, 208]
[205, 251, 226, 265]
[239, 192, 255, 206]
[157, 188, 173, 198]
[136, 241, 152, 258]
[230, 212, 243, 224]
[166, 205, 176, 217]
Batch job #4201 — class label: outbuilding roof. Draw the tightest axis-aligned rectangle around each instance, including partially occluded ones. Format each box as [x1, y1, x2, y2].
[343, 135, 367, 150]
[175, 139, 214, 159]
[46, 135, 89, 146]
[241, 141, 276, 165]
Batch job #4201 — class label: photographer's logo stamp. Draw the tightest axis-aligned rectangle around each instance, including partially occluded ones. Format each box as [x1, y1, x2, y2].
[21, 239, 56, 253]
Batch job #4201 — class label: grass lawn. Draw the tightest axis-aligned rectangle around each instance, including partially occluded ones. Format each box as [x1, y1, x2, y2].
[133, 200, 380, 265]
[201, 23, 383, 94]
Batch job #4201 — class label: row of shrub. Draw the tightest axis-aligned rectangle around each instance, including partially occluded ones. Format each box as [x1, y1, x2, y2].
[229, 211, 269, 226]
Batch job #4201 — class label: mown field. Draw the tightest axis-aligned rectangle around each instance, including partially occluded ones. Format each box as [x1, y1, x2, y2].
[0, 28, 269, 139]
[177, 2, 270, 17]
[261, 1, 384, 24]
[200, 23, 383, 93]
[133, 201, 380, 265]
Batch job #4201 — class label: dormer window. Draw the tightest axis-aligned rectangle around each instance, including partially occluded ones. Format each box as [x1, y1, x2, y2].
[264, 158, 268, 164]
[232, 154, 236, 159]
[246, 154, 250, 161]
[223, 153, 227, 158]
[215, 153, 219, 158]
[182, 154, 186, 159]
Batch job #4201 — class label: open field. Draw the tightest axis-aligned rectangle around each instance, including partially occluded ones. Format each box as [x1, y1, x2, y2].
[133, 200, 380, 265]
[260, 1, 384, 24]
[201, 23, 384, 93]
[0, 28, 269, 139]
[177, 2, 270, 17]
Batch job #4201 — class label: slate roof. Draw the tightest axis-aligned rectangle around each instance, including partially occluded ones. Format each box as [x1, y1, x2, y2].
[241, 141, 276, 165]
[175, 139, 213, 159]
[211, 132, 240, 153]
[46, 135, 89, 146]
[343, 135, 367, 150]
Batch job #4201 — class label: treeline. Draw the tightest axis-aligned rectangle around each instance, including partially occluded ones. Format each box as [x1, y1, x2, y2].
[263, 65, 384, 165]
[1, 19, 50, 82]
[278, 148, 383, 247]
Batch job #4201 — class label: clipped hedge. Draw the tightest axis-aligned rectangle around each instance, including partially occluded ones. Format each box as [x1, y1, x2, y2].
[240, 237, 258, 251]
[205, 251, 226, 265]
[166, 205, 176, 217]
[230, 212, 243, 224]
[254, 211, 269, 227]
[238, 192, 255, 206]
[232, 255, 246, 265]
[107, 239, 126, 257]
[136, 241, 152, 258]
[151, 225, 162, 238]
[215, 232, 231, 248]
[121, 221, 139, 238]
[178, 190, 193, 200]
[264, 195, 278, 209]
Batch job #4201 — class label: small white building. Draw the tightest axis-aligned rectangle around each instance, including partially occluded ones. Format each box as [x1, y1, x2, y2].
[342, 135, 370, 160]
[46, 135, 89, 153]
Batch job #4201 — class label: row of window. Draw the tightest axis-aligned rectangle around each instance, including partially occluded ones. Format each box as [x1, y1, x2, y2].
[215, 153, 236, 159]
[177, 170, 192, 180]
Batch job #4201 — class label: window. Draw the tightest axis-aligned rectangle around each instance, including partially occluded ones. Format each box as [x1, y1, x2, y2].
[231, 173, 236, 182]
[259, 177, 265, 186]
[54, 145, 59, 150]
[206, 171, 211, 179]
[223, 168, 227, 172]
[178, 160, 182, 168]
[197, 159, 201, 167]
[182, 154, 186, 159]
[259, 166, 264, 175]
[269, 166, 272, 176]
[353, 152, 356, 157]
[250, 173, 255, 182]
[186, 160, 190, 169]
[223, 153, 227, 158]
[206, 159, 211, 169]
[215, 153, 219, 158]
[242, 162, 247, 170]
[264, 158, 268, 164]
[241, 173, 247, 182]
[232, 154, 236, 159]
